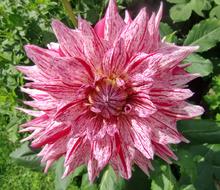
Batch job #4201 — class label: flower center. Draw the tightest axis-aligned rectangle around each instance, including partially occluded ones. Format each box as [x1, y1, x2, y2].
[88, 78, 130, 119]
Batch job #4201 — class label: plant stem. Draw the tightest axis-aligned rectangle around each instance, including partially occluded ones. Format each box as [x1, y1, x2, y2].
[61, 0, 77, 27]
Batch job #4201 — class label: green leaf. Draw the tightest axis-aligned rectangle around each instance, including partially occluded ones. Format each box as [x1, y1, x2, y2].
[167, 0, 187, 3]
[176, 144, 220, 190]
[180, 185, 196, 190]
[175, 149, 197, 184]
[183, 53, 213, 76]
[99, 166, 125, 190]
[210, 6, 220, 19]
[205, 76, 220, 110]
[192, 144, 220, 190]
[214, 0, 220, 5]
[151, 163, 177, 190]
[159, 22, 173, 38]
[10, 142, 43, 170]
[190, 0, 205, 17]
[81, 174, 98, 190]
[159, 22, 177, 43]
[55, 157, 86, 190]
[170, 3, 192, 22]
[125, 166, 151, 190]
[178, 120, 220, 144]
[203, 0, 212, 10]
[184, 18, 220, 52]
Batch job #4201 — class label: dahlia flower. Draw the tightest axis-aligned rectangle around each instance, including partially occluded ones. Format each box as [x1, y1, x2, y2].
[17, 0, 204, 181]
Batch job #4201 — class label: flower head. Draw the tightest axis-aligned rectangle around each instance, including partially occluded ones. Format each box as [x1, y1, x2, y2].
[17, 0, 204, 181]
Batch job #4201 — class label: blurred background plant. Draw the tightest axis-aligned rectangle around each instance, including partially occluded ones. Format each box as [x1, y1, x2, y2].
[0, 0, 220, 189]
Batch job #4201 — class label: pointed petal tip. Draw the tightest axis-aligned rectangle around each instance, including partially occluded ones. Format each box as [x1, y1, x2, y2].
[172, 154, 178, 161]
[193, 105, 205, 117]
[15, 66, 25, 72]
[148, 162, 154, 170]
[155, 2, 163, 26]
[108, 0, 117, 7]
[158, 2, 163, 14]
[19, 128, 29, 133]
[51, 19, 64, 32]
[20, 138, 26, 143]
[24, 44, 42, 55]
[124, 10, 132, 24]
[181, 136, 190, 143]
[105, 0, 117, 14]
[188, 45, 200, 52]
[51, 19, 60, 26]
[24, 44, 32, 53]
[139, 7, 147, 15]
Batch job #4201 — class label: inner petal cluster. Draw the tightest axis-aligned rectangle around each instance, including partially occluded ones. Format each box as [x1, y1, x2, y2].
[87, 78, 130, 119]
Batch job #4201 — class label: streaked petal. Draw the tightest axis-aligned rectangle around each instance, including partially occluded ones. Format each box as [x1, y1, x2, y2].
[119, 8, 149, 57]
[134, 150, 153, 175]
[157, 43, 199, 70]
[124, 10, 132, 24]
[94, 18, 105, 38]
[52, 56, 94, 86]
[78, 18, 106, 68]
[102, 38, 127, 76]
[160, 102, 204, 119]
[104, 0, 125, 43]
[51, 20, 84, 58]
[149, 88, 194, 106]
[131, 119, 154, 159]
[93, 135, 113, 169]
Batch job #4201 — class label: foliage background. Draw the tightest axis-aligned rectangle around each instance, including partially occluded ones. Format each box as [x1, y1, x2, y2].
[0, 0, 220, 189]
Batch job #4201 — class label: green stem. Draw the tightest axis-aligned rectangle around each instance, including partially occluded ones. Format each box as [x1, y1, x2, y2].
[61, 0, 77, 27]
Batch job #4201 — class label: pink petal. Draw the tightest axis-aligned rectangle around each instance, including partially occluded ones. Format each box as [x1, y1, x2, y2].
[47, 42, 65, 56]
[24, 45, 59, 78]
[51, 20, 84, 58]
[157, 43, 199, 71]
[149, 88, 194, 106]
[23, 99, 56, 111]
[146, 3, 163, 52]
[131, 119, 154, 159]
[94, 18, 105, 38]
[25, 82, 80, 100]
[153, 142, 177, 163]
[86, 116, 104, 140]
[88, 158, 101, 182]
[20, 114, 49, 128]
[131, 93, 157, 118]
[152, 128, 183, 144]
[54, 100, 87, 124]
[102, 38, 127, 76]
[160, 102, 204, 119]
[31, 123, 71, 148]
[63, 138, 90, 178]
[40, 136, 68, 164]
[169, 73, 200, 87]
[64, 137, 84, 166]
[134, 150, 152, 175]
[16, 107, 44, 117]
[104, 0, 125, 43]
[93, 135, 113, 169]
[16, 65, 51, 82]
[126, 52, 158, 76]
[112, 133, 133, 179]
[78, 18, 106, 68]
[52, 56, 94, 86]
[155, 3, 163, 30]
[119, 8, 149, 58]
[124, 10, 132, 24]
[147, 117, 182, 144]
